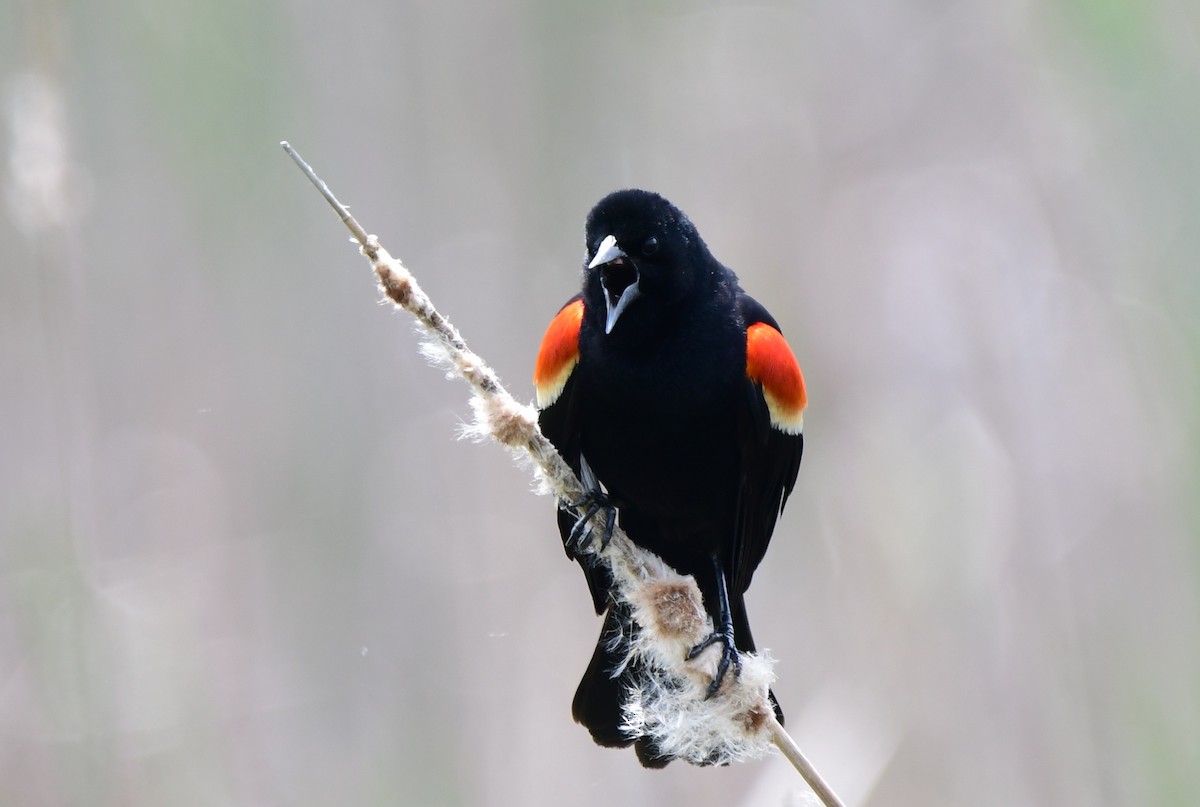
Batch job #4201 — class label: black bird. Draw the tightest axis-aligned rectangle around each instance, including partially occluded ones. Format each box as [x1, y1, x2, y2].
[533, 189, 806, 767]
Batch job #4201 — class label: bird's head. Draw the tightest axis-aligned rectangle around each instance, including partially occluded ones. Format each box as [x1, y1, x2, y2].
[582, 189, 710, 337]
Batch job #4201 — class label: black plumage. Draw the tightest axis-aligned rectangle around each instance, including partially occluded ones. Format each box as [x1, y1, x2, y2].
[535, 189, 804, 767]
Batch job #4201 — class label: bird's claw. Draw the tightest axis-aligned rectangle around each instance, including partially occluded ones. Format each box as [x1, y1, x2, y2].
[687, 629, 741, 698]
[563, 490, 617, 558]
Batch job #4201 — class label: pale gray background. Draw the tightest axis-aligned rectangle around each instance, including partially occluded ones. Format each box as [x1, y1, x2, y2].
[2, 0, 1198, 805]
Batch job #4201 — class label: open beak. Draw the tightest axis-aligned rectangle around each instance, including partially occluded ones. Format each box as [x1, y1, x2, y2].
[588, 234, 641, 334]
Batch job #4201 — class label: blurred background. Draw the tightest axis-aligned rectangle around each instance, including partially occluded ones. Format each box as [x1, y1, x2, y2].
[2, 0, 1198, 804]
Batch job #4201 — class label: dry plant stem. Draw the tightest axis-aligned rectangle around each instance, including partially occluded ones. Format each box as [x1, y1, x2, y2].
[282, 142, 598, 526]
[281, 141, 846, 807]
[769, 717, 846, 807]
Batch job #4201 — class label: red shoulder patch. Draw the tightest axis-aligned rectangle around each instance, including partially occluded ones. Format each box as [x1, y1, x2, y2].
[746, 322, 806, 434]
[534, 299, 584, 408]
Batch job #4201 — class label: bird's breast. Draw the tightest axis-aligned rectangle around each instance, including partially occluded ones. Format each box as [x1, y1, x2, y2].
[575, 325, 744, 521]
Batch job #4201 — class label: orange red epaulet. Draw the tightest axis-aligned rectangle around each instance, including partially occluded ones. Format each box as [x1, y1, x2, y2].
[745, 322, 806, 434]
[534, 299, 584, 408]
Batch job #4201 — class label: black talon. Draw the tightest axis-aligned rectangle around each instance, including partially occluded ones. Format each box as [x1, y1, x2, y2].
[599, 505, 618, 552]
[687, 555, 742, 698]
[688, 630, 741, 698]
[562, 489, 617, 558]
[566, 500, 601, 555]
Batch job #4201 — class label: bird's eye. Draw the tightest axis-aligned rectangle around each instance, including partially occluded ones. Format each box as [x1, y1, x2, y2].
[641, 236, 659, 256]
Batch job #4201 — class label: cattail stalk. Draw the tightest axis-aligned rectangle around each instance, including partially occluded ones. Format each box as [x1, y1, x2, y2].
[281, 141, 845, 807]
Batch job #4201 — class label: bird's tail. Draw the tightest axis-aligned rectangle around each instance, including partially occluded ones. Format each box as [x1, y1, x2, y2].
[571, 602, 674, 767]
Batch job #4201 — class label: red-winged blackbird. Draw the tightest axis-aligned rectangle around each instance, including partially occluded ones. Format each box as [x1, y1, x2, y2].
[534, 189, 806, 767]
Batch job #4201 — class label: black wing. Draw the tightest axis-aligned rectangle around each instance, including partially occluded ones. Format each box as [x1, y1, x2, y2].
[535, 296, 613, 615]
[730, 294, 805, 598]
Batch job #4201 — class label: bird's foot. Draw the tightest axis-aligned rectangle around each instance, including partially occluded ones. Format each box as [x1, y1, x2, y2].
[687, 629, 741, 698]
[562, 489, 618, 558]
